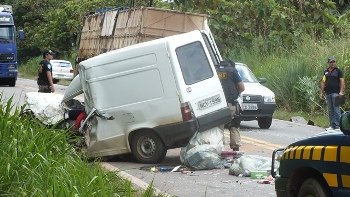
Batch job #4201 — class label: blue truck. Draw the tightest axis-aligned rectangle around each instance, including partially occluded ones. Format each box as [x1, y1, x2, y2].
[0, 5, 24, 87]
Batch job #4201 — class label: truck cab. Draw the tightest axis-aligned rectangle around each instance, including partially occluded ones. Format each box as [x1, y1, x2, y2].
[0, 5, 22, 87]
[271, 112, 350, 197]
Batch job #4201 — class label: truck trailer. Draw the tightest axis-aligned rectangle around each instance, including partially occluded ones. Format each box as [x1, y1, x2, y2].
[76, 7, 222, 65]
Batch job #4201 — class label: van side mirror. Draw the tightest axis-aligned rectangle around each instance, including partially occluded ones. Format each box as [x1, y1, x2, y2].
[340, 111, 350, 135]
[258, 77, 267, 84]
[18, 30, 25, 40]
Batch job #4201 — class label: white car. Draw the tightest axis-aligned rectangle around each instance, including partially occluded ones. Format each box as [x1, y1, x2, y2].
[235, 63, 276, 129]
[50, 60, 74, 83]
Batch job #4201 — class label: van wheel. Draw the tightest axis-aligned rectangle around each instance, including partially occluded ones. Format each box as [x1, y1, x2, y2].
[297, 178, 328, 197]
[131, 131, 167, 164]
[257, 116, 272, 129]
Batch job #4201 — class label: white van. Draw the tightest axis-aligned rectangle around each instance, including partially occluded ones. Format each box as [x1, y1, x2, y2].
[63, 30, 230, 163]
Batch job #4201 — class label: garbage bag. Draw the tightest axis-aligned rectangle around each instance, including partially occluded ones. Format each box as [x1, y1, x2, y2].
[229, 155, 276, 176]
[182, 144, 225, 170]
[180, 127, 225, 170]
[188, 127, 224, 152]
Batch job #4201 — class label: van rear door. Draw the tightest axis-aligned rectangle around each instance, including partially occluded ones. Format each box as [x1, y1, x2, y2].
[167, 31, 230, 131]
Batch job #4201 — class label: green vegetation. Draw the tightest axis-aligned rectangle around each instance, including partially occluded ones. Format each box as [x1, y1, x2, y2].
[6, 0, 348, 194]
[14, 0, 350, 128]
[0, 95, 160, 196]
[11, 0, 350, 108]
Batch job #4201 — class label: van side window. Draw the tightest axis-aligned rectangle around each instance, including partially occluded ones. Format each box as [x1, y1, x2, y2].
[176, 41, 213, 85]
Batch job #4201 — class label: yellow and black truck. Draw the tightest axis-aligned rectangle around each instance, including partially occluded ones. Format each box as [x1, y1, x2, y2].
[271, 112, 350, 197]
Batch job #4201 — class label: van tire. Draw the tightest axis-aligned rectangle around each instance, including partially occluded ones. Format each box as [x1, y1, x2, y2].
[297, 178, 328, 197]
[131, 131, 167, 164]
[257, 116, 272, 129]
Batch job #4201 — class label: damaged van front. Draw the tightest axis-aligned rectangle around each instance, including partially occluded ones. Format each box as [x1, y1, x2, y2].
[63, 30, 231, 164]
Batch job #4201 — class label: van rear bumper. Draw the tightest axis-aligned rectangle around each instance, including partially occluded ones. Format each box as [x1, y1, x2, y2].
[197, 107, 231, 132]
[154, 119, 198, 149]
[154, 107, 231, 149]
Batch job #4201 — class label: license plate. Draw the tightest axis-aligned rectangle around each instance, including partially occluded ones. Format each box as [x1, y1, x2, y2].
[198, 94, 221, 110]
[242, 103, 258, 110]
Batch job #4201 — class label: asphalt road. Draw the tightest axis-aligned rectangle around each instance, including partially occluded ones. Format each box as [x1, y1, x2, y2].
[0, 78, 326, 197]
[105, 120, 324, 197]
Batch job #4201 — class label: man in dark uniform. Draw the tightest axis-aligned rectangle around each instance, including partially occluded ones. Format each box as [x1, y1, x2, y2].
[320, 56, 345, 130]
[37, 50, 55, 93]
[216, 60, 245, 151]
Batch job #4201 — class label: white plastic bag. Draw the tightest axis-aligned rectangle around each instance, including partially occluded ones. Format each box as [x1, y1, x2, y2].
[180, 127, 225, 170]
[229, 155, 276, 176]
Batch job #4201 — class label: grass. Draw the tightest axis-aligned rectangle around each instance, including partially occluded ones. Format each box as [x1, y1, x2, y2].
[0, 95, 162, 196]
[273, 108, 329, 128]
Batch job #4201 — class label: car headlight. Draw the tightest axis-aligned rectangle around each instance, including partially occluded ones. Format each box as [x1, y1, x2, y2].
[264, 95, 275, 103]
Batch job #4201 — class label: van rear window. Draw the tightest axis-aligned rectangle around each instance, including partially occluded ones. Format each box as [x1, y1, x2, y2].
[176, 41, 213, 85]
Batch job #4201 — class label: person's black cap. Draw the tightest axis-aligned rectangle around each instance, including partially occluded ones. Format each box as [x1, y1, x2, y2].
[42, 49, 55, 58]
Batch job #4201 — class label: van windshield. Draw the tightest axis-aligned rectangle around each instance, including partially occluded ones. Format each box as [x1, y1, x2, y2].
[176, 41, 213, 85]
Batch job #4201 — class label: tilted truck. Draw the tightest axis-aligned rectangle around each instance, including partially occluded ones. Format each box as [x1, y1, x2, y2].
[0, 5, 24, 87]
[76, 7, 222, 66]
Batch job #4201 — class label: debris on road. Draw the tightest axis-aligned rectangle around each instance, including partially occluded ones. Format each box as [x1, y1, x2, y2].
[180, 127, 226, 170]
[24, 92, 64, 125]
[257, 175, 275, 184]
[140, 165, 190, 173]
[290, 116, 314, 125]
[229, 154, 279, 178]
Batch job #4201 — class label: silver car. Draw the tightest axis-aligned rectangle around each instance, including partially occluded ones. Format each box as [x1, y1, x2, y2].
[51, 60, 74, 83]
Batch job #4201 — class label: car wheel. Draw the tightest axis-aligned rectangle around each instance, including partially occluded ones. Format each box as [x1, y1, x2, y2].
[53, 79, 59, 84]
[131, 131, 167, 164]
[257, 116, 272, 129]
[8, 78, 16, 87]
[297, 178, 328, 197]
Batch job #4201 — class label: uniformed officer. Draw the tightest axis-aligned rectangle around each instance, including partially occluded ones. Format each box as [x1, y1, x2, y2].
[216, 60, 245, 151]
[37, 49, 55, 93]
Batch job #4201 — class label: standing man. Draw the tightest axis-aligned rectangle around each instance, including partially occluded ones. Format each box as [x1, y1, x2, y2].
[37, 49, 55, 93]
[320, 56, 345, 130]
[216, 60, 245, 151]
